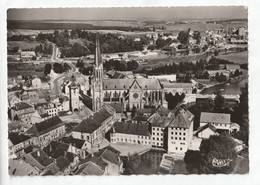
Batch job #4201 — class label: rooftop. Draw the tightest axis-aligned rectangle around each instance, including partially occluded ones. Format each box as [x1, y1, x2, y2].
[11, 102, 33, 111]
[113, 122, 151, 136]
[26, 116, 64, 137]
[8, 132, 31, 146]
[168, 109, 194, 128]
[200, 112, 231, 124]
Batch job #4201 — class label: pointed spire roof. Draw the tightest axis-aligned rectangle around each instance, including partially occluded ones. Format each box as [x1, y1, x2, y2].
[95, 34, 102, 66]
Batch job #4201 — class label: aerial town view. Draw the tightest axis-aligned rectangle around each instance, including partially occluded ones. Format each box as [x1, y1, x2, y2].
[7, 7, 248, 175]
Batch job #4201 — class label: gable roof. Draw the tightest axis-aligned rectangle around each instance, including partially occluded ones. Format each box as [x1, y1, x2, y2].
[168, 109, 194, 128]
[26, 116, 64, 137]
[95, 146, 121, 165]
[200, 112, 231, 124]
[43, 141, 69, 159]
[75, 161, 105, 175]
[8, 132, 31, 145]
[9, 159, 39, 176]
[30, 149, 54, 167]
[132, 115, 149, 122]
[225, 64, 240, 71]
[113, 122, 151, 136]
[79, 155, 108, 170]
[56, 156, 70, 171]
[59, 136, 86, 149]
[72, 106, 113, 134]
[195, 123, 217, 134]
[11, 102, 33, 111]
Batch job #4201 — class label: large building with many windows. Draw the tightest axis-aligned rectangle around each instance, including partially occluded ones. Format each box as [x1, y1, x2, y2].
[167, 109, 194, 155]
[110, 122, 151, 146]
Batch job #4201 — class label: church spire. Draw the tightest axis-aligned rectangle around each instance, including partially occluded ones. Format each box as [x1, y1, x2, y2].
[95, 34, 102, 67]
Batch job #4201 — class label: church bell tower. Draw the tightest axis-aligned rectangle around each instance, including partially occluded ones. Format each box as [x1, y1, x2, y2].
[92, 34, 104, 112]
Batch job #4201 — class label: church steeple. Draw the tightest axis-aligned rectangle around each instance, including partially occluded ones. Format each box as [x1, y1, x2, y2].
[92, 34, 104, 112]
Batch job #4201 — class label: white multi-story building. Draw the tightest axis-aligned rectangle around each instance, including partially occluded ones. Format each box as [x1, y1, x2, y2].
[167, 109, 194, 155]
[200, 112, 240, 133]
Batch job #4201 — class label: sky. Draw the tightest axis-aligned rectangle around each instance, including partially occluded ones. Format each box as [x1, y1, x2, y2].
[7, 6, 247, 21]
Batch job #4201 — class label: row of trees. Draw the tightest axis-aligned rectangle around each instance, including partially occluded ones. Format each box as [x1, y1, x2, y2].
[103, 59, 139, 71]
[44, 62, 71, 75]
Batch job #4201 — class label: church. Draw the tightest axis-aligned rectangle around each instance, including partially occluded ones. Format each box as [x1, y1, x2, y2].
[91, 35, 168, 112]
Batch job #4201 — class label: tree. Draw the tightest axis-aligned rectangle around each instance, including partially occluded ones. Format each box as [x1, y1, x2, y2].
[184, 134, 238, 174]
[53, 63, 64, 73]
[44, 63, 52, 76]
[199, 134, 238, 174]
[177, 30, 190, 45]
[214, 94, 226, 110]
[123, 153, 141, 174]
[234, 69, 240, 77]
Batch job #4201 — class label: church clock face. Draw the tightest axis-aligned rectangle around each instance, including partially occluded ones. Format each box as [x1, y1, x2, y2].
[133, 93, 139, 99]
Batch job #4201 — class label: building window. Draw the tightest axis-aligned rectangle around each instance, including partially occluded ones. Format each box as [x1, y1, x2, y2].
[157, 128, 159, 131]
[179, 137, 181, 140]
[153, 128, 155, 130]
[183, 133, 186, 136]
[176, 147, 178, 150]
[183, 138, 186, 140]
[179, 132, 182, 135]
[175, 137, 177, 140]
[180, 147, 182, 151]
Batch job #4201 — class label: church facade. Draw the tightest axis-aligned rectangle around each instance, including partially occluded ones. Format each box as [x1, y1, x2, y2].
[91, 36, 168, 112]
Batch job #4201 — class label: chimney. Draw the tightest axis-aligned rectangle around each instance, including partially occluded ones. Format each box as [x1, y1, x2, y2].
[37, 150, 40, 157]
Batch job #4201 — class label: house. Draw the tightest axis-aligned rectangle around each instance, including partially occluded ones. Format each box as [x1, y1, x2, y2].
[200, 112, 240, 133]
[75, 155, 108, 175]
[9, 159, 40, 176]
[225, 64, 241, 72]
[11, 102, 35, 125]
[132, 115, 149, 124]
[23, 149, 56, 174]
[31, 77, 42, 89]
[72, 105, 116, 145]
[30, 111, 45, 125]
[167, 109, 194, 155]
[135, 108, 156, 117]
[8, 95, 22, 107]
[64, 152, 80, 172]
[20, 51, 36, 60]
[75, 161, 106, 175]
[8, 132, 32, 157]
[195, 123, 219, 139]
[148, 74, 177, 82]
[25, 116, 65, 147]
[207, 70, 230, 78]
[94, 146, 123, 175]
[160, 81, 193, 94]
[59, 136, 91, 159]
[55, 156, 71, 175]
[110, 122, 151, 146]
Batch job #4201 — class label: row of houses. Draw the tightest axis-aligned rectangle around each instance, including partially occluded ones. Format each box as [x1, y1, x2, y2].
[9, 145, 122, 176]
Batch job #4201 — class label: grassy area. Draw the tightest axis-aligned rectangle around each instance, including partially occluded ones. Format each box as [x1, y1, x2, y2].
[217, 51, 248, 64]
[8, 41, 41, 50]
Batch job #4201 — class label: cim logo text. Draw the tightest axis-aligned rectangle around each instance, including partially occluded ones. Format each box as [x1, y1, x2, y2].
[212, 158, 232, 167]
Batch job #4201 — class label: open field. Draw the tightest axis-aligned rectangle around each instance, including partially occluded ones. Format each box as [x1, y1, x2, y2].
[8, 41, 41, 50]
[217, 51, 248, 64]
